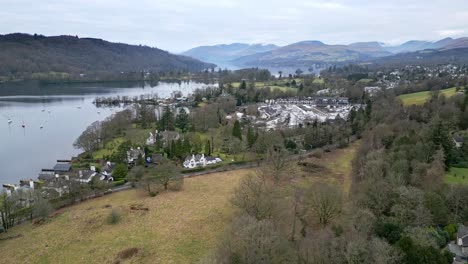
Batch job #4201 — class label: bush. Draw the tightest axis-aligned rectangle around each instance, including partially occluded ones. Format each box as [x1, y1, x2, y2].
[453, 162, 468, 168]
[229, 160, 248, 166]
[312, 148, 324, 158]
[168, 176, 184, 191]
[113, 180, 126, 186]
[107, 209, 121, 224]
[33, 197, 54, 220]
[116, 247, 140, 260]
[181, 167, 206, 173]
[444, 224, 458, 240]
[149, 191, 158, 197]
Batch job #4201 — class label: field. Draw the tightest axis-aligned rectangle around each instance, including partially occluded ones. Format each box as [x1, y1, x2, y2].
[0, 169, 251, 264]
[231, 80, 299, 93]
[398, 87, 460, 106]
[294, 141, 360, 194]
[445, 167, 468, 185]
[0, 143, 360, 263]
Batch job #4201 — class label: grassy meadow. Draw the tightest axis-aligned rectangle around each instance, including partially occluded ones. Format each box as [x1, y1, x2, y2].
[398, 87, 460, 106]
[445, 167, 468, 185]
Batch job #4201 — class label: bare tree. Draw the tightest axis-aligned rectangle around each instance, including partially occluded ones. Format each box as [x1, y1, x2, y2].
[231, 173, 275, 220]
[73, 121, 102, 152]
[305, 183, 343, 227]
[265, 146, 290, 182]
[154, 162, 182, 191]
[213, 214, 293, 264]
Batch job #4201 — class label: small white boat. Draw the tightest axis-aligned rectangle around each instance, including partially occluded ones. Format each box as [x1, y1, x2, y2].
[7, 118, 12, 124]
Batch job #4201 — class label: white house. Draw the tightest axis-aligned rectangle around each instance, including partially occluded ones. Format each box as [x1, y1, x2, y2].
[183, 154, 222, 169]
[127, 147, 145, 164]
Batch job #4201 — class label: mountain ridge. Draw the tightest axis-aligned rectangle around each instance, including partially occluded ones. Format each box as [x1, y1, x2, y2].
[0, 33, 214, 80]
[183, 37, 468, 67]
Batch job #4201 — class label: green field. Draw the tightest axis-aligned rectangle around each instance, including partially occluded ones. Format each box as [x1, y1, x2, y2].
[398, 87, 461, 106]
[231, 80, 299, 93]
[445, 167, 468, 185]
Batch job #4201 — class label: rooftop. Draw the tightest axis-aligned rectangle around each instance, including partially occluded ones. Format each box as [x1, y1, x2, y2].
[53, 163, 72, 172]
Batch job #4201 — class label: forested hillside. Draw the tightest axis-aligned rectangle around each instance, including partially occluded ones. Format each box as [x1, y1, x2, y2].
[0, 33, 214, 81]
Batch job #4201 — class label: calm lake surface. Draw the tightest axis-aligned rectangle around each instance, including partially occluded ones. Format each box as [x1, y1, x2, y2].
[0, 80, 214, 185]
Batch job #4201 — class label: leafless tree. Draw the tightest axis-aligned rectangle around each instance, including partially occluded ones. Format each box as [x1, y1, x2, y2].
[231, 173, 275, 220]
[305, 183, 343, 227]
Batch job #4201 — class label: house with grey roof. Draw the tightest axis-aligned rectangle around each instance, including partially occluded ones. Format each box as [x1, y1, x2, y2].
[53, 162, 72, 174]
[453, 136, 465, 148]
[126, 147, 145, 164]
[449, 225, 468, 262]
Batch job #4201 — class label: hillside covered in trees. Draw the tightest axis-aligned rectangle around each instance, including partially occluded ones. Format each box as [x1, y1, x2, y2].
[0, 33, 214, 81]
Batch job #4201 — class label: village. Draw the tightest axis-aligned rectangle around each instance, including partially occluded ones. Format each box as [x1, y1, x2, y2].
[1, 91, 357, 201]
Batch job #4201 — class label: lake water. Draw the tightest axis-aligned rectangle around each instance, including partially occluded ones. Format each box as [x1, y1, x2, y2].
[0, 80, 214, 185]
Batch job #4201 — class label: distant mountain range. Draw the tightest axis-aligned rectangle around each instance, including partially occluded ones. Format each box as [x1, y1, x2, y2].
[0, 33, 214, 80]
[182, 43, 278, 67]
[182, 37, 468, 67]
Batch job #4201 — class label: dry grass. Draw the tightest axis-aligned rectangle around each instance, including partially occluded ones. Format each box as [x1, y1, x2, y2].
[296, 141, 360, 194]
[0, 169, 251, 264]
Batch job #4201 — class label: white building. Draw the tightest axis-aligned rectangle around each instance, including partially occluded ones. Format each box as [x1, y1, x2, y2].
[183, 154, 222, 169]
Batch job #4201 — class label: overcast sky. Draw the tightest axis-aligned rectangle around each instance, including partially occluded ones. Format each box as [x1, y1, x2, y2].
[1, 0, 467, 53]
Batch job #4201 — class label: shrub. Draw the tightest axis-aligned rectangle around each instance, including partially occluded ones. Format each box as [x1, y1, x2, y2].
[149, 191, 158, 197]
[181, 167, 206, 173]
[312, 148, 324, 158]
[168, 177, 184, 191]
[113, 180, 126, 186]
[116, 247, 140, 260]
[444, 224, 458, 240]
[33, 197, 54, 220]
[107, 209, 121, 224]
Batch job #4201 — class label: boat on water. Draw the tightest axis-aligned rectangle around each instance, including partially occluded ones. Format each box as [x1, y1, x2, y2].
[21, 121, 25, 128]
[7, 118, 12, 124]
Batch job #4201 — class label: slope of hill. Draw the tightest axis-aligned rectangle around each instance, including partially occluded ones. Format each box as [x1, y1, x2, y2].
[181, 43, 278, 66]
[371, 47, 468, 66]
[0, 169, 250, 263]
[232, 40, 391, 67]
[442, 37, 468, 49]
[0, 33, 214, 80]
[383, 40, 434, 53]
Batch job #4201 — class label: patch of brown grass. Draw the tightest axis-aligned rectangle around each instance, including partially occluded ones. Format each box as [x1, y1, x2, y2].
[295, 141, 360, 193]
[114, 247, 141, 263]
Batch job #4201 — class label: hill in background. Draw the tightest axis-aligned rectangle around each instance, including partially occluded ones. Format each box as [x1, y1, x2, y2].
[183, 37, 468, 68]
[0, 33, 215, 81]
[181, 43, 278, 68]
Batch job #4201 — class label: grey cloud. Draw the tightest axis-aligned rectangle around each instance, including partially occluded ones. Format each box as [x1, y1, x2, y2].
[0, 0, 467, 52]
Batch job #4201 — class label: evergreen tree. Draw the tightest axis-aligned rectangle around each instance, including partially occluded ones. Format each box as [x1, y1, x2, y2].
[247, 126, 257, 148]
[232, 120, 242, 141]
[240, 80, 247, 89]
[205, 140, 211, 155]
[183, 139, 191, 155]
[159, 106, 175, 131]
[175, 108, 189, 132]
